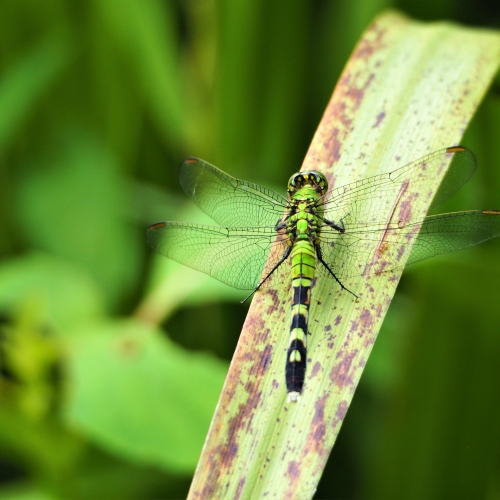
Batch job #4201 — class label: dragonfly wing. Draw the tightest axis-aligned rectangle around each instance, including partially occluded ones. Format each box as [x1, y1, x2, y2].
[406, 209, 500, 265]
[431, 147, 476, 207]
[321, 147, 476, 227]
[147, 221, 290, 290]
[180, 158, 288, 227]
[317, 210, 500, 280]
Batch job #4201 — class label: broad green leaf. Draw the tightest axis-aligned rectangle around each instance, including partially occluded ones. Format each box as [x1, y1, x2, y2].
[63, 319, 228, 472]
[0, 252, 104, 332]
[188, 12, 500, 499]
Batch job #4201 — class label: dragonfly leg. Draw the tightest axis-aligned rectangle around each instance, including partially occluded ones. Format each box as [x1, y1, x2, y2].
[323, 218, 345, 233]
[316, 244, 358, 299]
[323, 210, 351, 232]
[336, 212, 351, 232]
[240, 244, 293, 304]
[323, 214, 350, 233]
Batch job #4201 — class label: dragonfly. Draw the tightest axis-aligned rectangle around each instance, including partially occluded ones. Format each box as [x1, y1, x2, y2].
[147, 146, 500, 402]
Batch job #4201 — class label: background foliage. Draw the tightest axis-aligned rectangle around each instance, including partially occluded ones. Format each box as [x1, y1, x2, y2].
[0, 1, 499, 499]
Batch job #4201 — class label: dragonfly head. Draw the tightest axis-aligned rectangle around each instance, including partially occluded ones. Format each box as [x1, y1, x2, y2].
[287, 170, 328, 198]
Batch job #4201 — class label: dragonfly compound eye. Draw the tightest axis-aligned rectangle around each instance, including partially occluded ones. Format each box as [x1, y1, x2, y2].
[303, 170, 329, 193]
[288, 171, 329, 195]
[288, 173, 305, 194]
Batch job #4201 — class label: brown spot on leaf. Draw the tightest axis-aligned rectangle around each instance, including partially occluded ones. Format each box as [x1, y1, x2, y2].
[116, 337, 141, 358]
[310, 361, 322, 379]
[360, 308, 373, 330]
[351, 21, 386, 61]
[346, 73, 375, 111]
[243, 309, 267, 336]
[398, 199, 414, 224]
[266, 289, 280, 314]
[303, 394, 328, 457]
[286, 460, 300, 479]
[333, 400, 349, 429]
[330, 350, 358, 389]
[234, 478, 245, 500]
[247, 344, 273, 377]
[373, 111, 386, 128]
[312, 397, 327, 441]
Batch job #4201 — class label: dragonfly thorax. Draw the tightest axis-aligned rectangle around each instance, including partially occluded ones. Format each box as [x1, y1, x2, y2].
[287, 170, 328, 199]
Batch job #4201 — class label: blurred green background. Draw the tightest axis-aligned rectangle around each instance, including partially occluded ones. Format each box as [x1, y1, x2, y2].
[0, 1, 499, 499]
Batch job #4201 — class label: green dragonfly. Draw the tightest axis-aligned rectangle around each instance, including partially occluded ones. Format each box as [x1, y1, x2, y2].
[147, 146, 500, 402]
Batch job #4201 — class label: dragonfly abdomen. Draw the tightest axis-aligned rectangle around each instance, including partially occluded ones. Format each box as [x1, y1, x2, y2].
[286, 240, 316, 402]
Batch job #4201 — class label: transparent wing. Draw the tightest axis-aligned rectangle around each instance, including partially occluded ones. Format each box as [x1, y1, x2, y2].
[147, 221, 290, 290]
[406, 210, 500, 264]
[320, 146, 476, 227]
[316, 210, 500, 280]
[179, 157, 288, 227]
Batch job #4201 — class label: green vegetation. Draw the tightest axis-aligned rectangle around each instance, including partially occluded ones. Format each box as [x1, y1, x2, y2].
[0, 2, 499, 500]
